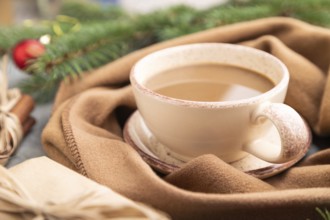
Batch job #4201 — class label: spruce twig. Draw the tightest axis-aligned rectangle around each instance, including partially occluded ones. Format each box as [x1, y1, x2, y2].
[316, 208, 330, 220]
[28, 22, 135, 75]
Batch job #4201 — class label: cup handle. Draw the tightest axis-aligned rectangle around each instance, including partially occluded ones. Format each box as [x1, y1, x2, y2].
[243, 102, 310, 163]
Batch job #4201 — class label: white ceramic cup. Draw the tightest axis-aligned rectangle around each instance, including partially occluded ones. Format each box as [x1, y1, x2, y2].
[130, 43, 309, 163]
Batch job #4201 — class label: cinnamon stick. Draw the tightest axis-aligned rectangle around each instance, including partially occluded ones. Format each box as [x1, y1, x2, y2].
[0, 94, 36, 165]
[10, 94, 35, 124]
[22, 116, 36, 135]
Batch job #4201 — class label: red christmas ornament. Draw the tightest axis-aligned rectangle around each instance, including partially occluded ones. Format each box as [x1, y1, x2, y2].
[12, 39, 45, 70]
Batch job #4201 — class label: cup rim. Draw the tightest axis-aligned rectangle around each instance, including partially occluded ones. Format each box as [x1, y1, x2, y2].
[130, 43, 289, 109]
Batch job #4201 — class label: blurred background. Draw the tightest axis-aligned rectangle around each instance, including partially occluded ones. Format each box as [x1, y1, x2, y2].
[0, 0, 62, 25]
[0, 0, 228, 25]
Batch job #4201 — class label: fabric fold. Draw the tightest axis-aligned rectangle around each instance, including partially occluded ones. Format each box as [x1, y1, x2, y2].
[43, 17, 330, 219]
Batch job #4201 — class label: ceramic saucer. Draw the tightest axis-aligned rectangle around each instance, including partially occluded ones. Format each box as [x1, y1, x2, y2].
[123, 111, 311, 179]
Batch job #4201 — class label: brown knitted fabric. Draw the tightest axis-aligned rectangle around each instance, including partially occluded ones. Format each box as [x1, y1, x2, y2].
[42, 17, 330, 220]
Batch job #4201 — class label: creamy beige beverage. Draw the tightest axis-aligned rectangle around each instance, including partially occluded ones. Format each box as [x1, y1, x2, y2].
[131, 43, 308, 163]
[146, 63, 275, 102]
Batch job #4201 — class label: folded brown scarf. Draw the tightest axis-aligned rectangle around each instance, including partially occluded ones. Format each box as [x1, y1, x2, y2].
[42, 17, 330, 219]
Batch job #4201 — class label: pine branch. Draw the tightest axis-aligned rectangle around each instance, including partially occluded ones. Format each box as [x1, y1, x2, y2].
[28, 21, 136, 75]
[316, 208, 330, 220]
[1, 0, 329, 101]
[19, 73, 59, 103]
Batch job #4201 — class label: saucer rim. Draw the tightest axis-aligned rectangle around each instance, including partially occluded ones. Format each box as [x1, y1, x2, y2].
[124, 127, 180, 174]
[123, 111, 311, 178]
